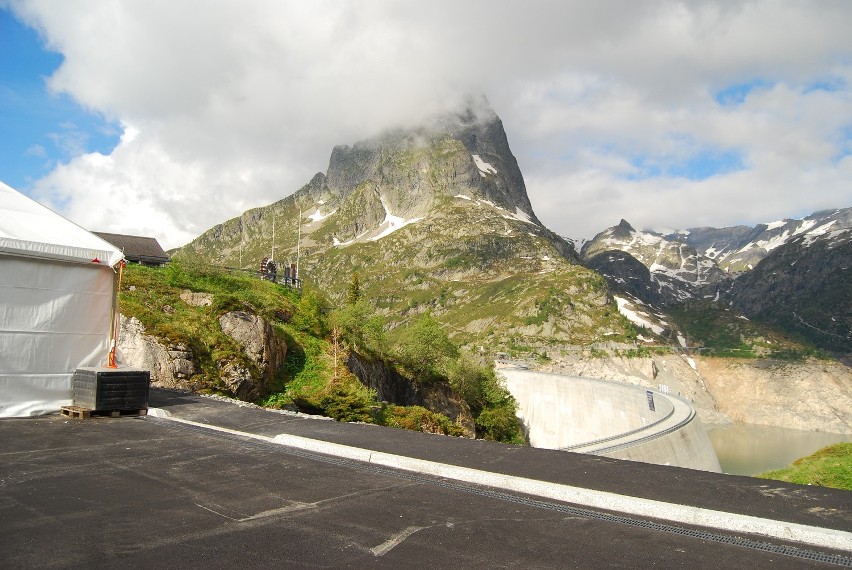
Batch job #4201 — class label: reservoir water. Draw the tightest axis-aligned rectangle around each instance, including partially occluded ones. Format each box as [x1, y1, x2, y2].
[707, 423, 851, 476]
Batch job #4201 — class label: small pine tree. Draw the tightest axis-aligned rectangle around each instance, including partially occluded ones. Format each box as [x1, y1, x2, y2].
[346, 273, 361, 305]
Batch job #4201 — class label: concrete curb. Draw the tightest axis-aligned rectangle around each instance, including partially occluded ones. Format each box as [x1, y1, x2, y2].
[160, 415, 852, 553]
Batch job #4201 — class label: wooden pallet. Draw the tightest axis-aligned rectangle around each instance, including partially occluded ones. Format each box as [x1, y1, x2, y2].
[60, 406, 148, 419]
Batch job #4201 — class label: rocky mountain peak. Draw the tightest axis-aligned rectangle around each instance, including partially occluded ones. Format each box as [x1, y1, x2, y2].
[180, 95, 626, 353]
[298, 95, 538, 234]
[581, 219, 727, 305]
[613, 219, 635, 237]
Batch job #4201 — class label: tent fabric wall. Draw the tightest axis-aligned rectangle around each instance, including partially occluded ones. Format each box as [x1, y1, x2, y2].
[0, 181, 124, 417]
[0, 255, 117, 417]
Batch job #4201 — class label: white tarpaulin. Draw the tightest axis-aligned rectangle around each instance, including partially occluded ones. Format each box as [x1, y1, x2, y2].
[0, 181, 124, 417]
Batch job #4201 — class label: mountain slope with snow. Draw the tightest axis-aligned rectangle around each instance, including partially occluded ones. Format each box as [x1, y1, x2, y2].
[178, 98, 625, 352]
[581, 209, 852, 305]
[673, 208, 852, 273]
[580, 210, 852, 355]
[580, 219, 726, 306]
[726, 227, 852, 353]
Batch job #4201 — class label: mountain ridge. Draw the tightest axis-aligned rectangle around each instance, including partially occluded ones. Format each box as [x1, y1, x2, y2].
[582, 207, 852, 292]
[177, 95, 849, 357]
[581, 208, 852, 355]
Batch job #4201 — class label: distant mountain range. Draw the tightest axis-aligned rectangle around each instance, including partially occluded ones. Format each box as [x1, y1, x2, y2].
[582, 210, 852, 353]
[176, 97, 851, 357]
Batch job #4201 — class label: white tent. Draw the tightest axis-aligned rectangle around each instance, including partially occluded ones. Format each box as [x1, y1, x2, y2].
[0, 181, 124, 417]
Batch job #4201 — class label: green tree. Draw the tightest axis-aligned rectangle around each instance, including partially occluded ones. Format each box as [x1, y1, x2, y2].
[318, 326, 377, 423]
[346, 273, 361, 305]
[395, 313, 458, 383]
[447, 355, 524, 443]
[446, 355, 489, 414]
[328, 300, 386, 356]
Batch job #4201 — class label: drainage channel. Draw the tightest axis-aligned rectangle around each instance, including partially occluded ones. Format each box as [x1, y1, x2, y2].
[155, 418, 852, 567]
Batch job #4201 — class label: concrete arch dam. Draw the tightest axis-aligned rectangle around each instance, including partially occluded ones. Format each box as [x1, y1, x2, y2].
[498, 366, 722, 472]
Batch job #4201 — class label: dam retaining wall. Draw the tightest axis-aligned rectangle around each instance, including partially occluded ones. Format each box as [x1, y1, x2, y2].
[499, 366, 721, 472]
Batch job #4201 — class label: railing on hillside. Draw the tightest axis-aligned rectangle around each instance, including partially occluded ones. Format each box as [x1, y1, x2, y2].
[211, 264, 303, 290]
[258, 257, 302, 290]
[260, 272, 302, 289]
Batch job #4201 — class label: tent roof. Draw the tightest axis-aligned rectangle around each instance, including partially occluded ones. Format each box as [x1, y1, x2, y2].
[0, 181, 124, 267]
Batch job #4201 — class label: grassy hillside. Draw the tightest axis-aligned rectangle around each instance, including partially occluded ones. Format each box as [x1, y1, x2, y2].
[120, 261, 524, 443]
[178, 196, 637, 358]
[758, 443, 852, 490]
[667, 301, 828, 360]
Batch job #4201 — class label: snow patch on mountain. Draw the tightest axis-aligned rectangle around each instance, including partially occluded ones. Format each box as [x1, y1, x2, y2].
[369, 197, 423, 242]
[614, 295, 665, 335]
[502, 207, 536, 225]
[472, 154, 497, 177]
[308, 208, 336, 223]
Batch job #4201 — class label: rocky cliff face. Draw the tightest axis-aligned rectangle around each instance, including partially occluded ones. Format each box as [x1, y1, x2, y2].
[697, 357, 852, 433]
[313, 97, 541, 241]
[218, 310, 288, 400]
[117, 309, 289, 400]
[117, 315, 197, 390]
[346, 352, 475, 436]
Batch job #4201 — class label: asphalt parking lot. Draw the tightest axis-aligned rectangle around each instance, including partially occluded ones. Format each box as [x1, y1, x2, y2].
[1, 391, 850, 568]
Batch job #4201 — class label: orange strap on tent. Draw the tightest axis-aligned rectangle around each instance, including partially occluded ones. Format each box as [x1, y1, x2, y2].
[107, 260, 126, 368]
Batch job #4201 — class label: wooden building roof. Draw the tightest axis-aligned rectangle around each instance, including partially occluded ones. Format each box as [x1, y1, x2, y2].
[93, 232, 170, 265]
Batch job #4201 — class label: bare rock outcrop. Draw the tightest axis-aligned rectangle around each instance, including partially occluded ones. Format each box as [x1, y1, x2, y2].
[119, 310, 288, 401]
[217, 361, 256, 401]
[180, 290, 213, 307]
[117, 315, 197, 390]
[218, 310, 288, 396]
[347, 352, 475, 437]
[696, 357, 852, 434]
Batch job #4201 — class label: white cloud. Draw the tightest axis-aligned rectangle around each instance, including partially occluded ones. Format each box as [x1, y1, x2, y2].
[24, 143, 46, 158]
[6, 0, 852, 248]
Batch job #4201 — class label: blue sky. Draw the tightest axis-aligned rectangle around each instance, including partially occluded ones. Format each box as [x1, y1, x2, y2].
[1, 9, 120, 190]
[1, 1, 851, 248]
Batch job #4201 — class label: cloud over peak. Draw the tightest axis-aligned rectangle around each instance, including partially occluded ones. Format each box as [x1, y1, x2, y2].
[4, 0, 851, 248]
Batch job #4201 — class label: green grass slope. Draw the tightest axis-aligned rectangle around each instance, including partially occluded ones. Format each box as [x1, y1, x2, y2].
[758, 443, 852, 490]
[120, 261, 523, 443]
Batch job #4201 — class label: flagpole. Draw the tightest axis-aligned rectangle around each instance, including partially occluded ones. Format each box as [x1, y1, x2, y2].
[296, 207, 301, 280]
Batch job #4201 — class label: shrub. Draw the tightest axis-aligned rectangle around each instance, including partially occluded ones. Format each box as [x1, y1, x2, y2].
[319, 379, 376, 423]
[447, 355, 525, 443]
[328, 300, 387, 357]
[476, 403, 525, 445]
[378, 405, 465, 437]
[394, 313, 458, 383]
